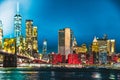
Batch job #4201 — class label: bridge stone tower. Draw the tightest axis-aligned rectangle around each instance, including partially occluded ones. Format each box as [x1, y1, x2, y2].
[3, 54, 17, 67]
[3, 38, 17, 67]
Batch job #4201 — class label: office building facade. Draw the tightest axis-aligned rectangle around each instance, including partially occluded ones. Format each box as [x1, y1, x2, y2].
[58, 28, 73, 59]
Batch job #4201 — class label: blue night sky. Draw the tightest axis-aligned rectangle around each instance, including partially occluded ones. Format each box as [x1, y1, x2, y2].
[0, 0, 120, 53]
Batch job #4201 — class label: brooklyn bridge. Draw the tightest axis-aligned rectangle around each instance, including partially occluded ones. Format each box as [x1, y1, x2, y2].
[0, 50, 48, 67]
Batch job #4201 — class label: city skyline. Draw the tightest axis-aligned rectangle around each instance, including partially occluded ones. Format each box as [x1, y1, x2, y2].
[0, 0, 120, 53]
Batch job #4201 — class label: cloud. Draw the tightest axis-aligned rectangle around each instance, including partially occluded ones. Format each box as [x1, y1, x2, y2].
[0, 0, 16, 38]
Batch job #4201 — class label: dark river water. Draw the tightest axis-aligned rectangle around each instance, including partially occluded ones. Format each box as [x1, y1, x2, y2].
[0, 67, 119, 80]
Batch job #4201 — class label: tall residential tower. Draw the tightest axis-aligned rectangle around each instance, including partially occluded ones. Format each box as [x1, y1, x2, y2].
[26, 20, 33, 55]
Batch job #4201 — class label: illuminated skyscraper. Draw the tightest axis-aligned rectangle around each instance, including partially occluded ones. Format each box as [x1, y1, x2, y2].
[32, 26, 38, 51]
[0, 20, 3, 50]
[92, 36, 99, 64]
[14, 2, 21, 53]
[92, 36, 99, 52]
[92, 35, 115, 64]
[26, 20, 38, 56]
[97, 35, 107, 64]
[97, 35, 115, 53]
[94, 35, 108, 53]
[58, 28, 73, 59]
[26, 20, 33, 55]
[107, 39, 115, 55]
[42, 39, 47, 54]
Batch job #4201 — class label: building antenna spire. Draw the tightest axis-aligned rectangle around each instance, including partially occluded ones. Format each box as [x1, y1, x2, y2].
[17, 2, 19, 14]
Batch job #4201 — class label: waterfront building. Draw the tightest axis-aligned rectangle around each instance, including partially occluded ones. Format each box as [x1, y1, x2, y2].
[92, 37, 99, 64]
[97, 35, 115, 64]
[88, 54, 93, 65]
[0, 20, 3, 50]
[94, 35, 107, 64]
[68, 53, 80, 64]
[58, 28, 73, 59]
[92, 35, 115, 64]
[72, 44, 87, 64]
[93, 35, 107, 64]
[72, 46, 87, 64]
[14, 2, 22, 54]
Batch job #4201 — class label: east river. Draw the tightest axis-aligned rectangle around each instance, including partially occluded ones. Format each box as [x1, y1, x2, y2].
[0, 67, 119, 80]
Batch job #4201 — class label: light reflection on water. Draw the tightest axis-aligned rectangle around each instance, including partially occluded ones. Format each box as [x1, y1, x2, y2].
[0, 68, 119, 80]
[92, 72, 102, 79]
[109, 73, 115, 80]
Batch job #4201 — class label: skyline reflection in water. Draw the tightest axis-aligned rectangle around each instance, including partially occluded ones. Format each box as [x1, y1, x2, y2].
[0, 68, 119, 80]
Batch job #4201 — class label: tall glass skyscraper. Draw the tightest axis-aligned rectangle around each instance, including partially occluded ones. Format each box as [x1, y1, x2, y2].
[14, 2, 22, 52]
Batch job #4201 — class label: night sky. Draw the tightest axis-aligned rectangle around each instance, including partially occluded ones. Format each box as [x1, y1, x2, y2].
[0, 0, 120, 53]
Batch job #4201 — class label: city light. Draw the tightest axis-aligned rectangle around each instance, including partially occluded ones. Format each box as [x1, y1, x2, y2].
[0, 1, 120, 69]
[1, 0, 120, 80]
